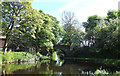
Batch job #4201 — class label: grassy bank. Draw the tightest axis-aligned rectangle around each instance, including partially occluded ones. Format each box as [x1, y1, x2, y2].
[0, 51, 50, 64]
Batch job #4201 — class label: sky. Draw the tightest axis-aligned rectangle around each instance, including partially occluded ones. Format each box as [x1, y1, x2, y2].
[32, 0, 119, 23]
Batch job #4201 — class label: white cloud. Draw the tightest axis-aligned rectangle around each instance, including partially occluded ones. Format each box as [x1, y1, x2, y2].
[59, 0, 85, 12]
[75, 0, 119, 22]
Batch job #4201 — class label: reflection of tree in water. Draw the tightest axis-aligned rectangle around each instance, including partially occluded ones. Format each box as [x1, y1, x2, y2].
[2, 60, 120, 75]
[44, 63, 53, 75]
[2, 62, 37, 74]
[0, 65, 2, 76]
[39, 61, 63, 76]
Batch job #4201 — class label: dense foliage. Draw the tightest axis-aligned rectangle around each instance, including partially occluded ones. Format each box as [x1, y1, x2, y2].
[1, 1, 120, 59]
[1, 1, 64, 54]
[70, 10, 120, 59]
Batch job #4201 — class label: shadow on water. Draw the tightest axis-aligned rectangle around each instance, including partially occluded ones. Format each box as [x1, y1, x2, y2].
[2, 58, 120, 75]
[0, 64, 2, 76]
[0, 53, 2, 76]
[1, 52, 120, 75]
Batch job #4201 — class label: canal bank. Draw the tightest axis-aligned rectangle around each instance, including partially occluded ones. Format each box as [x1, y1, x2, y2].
[1, 51, 50, 64]
[1, 59, 120, 75]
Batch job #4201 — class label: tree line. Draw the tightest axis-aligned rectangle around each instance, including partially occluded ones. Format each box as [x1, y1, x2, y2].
[1, 1, 120, 59]
[66, 10, 120, 59]
[1, 1, 64, 55]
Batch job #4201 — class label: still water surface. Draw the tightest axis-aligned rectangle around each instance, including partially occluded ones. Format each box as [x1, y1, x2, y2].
[1, 59, 120, 75]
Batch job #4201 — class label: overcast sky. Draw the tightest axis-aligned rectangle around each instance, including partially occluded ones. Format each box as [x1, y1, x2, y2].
[32, 0, 119, 23]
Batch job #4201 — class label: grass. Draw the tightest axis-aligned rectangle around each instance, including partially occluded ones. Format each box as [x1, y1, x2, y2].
[2, 51, 35, 63]
[0, 51, 50, 64]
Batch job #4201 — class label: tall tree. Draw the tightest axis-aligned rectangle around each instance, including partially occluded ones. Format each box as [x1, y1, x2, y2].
[82, 15, 102, 47]
[2, 1, 33, 54]
[61, 11, 79, 46]
[61, 11, 85, 51]
[94, 18, 119, 58]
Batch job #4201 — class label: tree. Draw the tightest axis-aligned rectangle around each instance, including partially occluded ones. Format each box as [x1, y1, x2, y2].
[94, 18, 119, 58]
[82, 15, 102, 47]
[61, 11, 79, 46]
[61, 11, 86, 51]
[2, 1, 63, 54]
[105, 10, 118, 22]
[47, 14, 64, 45]
[16, 7, 59, 53]
[83, 15, 102, 32]
[1, 1, 33, 54]
[70, 27, 85, 49]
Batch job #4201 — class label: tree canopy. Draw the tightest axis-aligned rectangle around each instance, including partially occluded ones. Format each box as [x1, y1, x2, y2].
[1, 1, 64, 54]
[1, 1, 120, 59]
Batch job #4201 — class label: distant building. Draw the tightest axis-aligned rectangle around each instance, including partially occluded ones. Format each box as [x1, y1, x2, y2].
[0, 31, 6, 50]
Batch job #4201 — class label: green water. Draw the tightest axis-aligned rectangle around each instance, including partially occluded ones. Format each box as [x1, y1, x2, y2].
[1, 59, 120, 75]
[1, 51, 120, 75]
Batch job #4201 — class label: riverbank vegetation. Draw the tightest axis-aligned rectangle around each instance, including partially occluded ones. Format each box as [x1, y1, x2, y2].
[0, 1, 120, 64]
[94, 69, 120, 75]
[1, 51, 50, 64]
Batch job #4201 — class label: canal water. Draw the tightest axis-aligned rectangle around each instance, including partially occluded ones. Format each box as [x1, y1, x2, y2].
[1, 59, 120, 75]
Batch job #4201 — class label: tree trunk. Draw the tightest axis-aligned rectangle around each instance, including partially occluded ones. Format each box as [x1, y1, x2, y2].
[3, 35, 8, 54]
[35, 45, 39, 53]
[3, 21, 15, 54]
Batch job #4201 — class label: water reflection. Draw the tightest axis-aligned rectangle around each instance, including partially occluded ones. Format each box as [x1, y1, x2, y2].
[2, 60, 120, 75]
[0, 55, 2, 76]
[0, 64, 2, 76]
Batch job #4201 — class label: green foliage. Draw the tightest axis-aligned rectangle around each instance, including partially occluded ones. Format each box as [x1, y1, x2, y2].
[71, 28, 85, 48]
[105, 10, 118, 21]
[57, 50, 64, 59]
[94, 69, 120, 75]
[2, 1, 64, 53]
[94, 18, 120, 58]
[61, 23, 76, 45]
[83, 15, 102, 32]
[2, 51, 36, 62]
[1, 2, 37, 52]
[94, 69, 109, 74]
[52, 52, 58, 61]
[69, 10, 120, 59]
[61, 11, 85, 48]
[1, 1, 120, 60]
[61, 12, 85, 49]
[2, 51, 50, 63]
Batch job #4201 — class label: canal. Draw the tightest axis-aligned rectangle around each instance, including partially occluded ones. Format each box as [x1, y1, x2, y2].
[1, 59, 120, 75]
